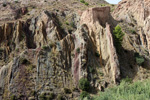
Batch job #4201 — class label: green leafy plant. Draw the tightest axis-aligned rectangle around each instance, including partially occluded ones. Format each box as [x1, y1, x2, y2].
[65, 21, 69, 25]
[121, 77, 132, 84]
[80, 0, 89, 6]
[80, 91, 90, 100]
[130, 29, 136, 34]
[113, 25, 124, 53]
[94, 79, 150, 100]
[84, 2, 89, 6]
[134, 53, 145, 66]
[79, 78, 90, 91]
[76, 48, 80, 54]
[42, 46, 49, 50]
[80, 0, 85, 3]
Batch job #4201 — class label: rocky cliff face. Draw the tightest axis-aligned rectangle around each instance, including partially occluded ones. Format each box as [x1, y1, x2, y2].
[0, 5, 120, 99]
[113, 0, 150, 80]
[113, 0, 150, 54]
[0, 0, 150, 99]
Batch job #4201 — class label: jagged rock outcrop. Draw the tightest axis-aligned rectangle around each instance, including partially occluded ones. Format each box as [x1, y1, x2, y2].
[80, 7, 120, 83]
[113, 0, 150, 54]
[113, 0, 150, 81]
[0, 6, 120, 100]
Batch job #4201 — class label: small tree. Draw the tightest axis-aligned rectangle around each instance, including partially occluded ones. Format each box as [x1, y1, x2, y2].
[79, 78, 90, 91]
[113, 25, 124, 53]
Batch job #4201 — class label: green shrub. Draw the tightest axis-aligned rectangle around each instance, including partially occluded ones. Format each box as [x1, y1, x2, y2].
[94, 79, 150, 100]
[65, 22, 69, 25]
[79, 78, 90, 91]
[130, 29, 136, 34]
[76, 48, 80, 54]
[80, 0, 89, 6]
[113, 25, 124, 52]
[15, 0, 19, 3]
[84, 2, 89, 6]
[80, 91, 90, 100]
[134, 53, 145, 66]
[80, 0, 85, 3]
[121, 77, 132, 84]
[42, 46, 49, 50]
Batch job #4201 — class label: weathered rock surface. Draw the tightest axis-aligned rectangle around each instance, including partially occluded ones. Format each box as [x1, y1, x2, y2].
[80, 7, 120, 83]
[113, 0, 150, 80]
[0, 6, 121, 99]
[1, 0, 150, 99]
[113, 0, 150, 54]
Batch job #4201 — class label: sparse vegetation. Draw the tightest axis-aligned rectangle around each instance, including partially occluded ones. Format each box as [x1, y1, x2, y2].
[80, 91, 90, 100]
[70, 21, 76, 28]
[94, 79, 150, 100]
[99, 72, 104, 76]
[84, 2, 89, 6]
[42, 46, 49, 50]
[65, 21, 69, 25]
[100, 4, 106, 7]
[79, 78, 90, 91]
[134, 53, 145, 66]
[14, 0, 19, 3]
[88, 66, 96, 73]
[80, 0, 89, 6]
[80, 0, 85, 3]
[130, 29, 136, 34]
[76, 48, 80, 54]
[113, 25, 124, 53]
